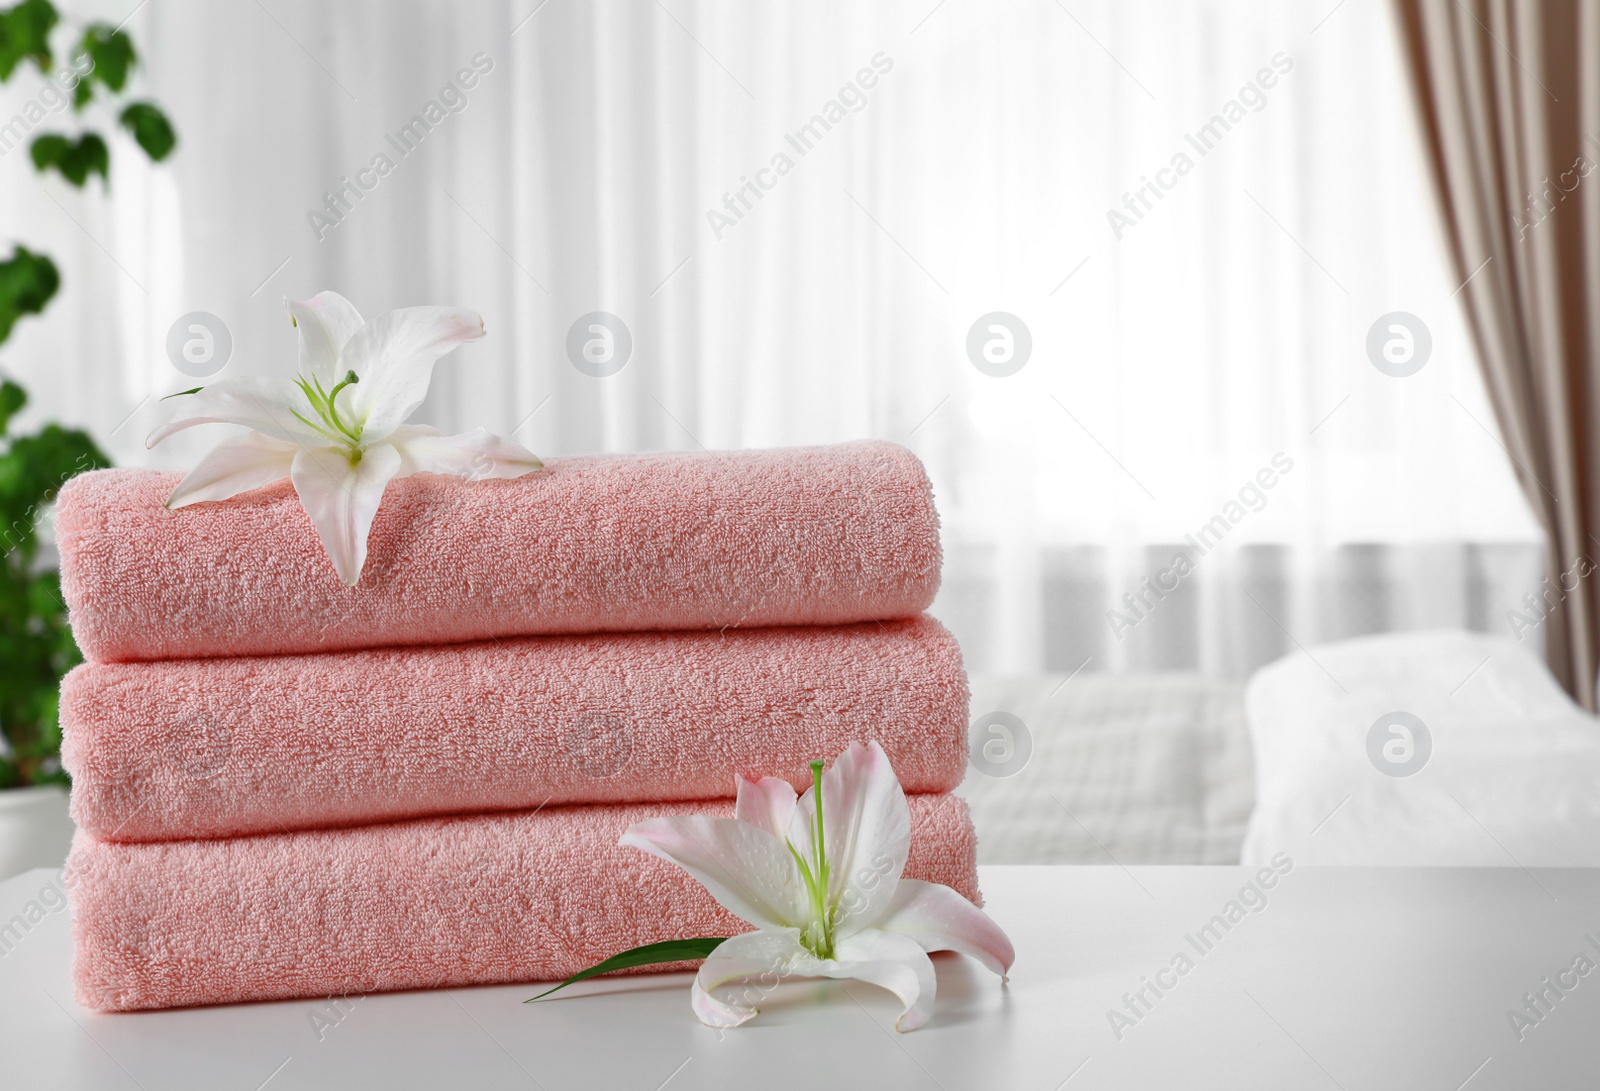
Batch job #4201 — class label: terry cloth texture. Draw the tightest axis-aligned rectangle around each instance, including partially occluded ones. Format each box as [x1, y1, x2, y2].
[69, 793, 980, 1011]
[63, 616, 968, 841]
[57, 440, 941, 662]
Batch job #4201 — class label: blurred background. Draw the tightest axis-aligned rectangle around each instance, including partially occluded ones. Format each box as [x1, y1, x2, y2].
[4, 0, 1540, 676]
[4, 0, 1588, 875]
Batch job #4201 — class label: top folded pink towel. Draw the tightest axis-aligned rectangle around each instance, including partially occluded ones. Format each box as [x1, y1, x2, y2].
[58, 440, 941, 662]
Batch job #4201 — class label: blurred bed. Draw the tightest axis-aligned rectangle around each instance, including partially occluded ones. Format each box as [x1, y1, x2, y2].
[957, 673, 1254, 865]
[968, 632, 1600, 868]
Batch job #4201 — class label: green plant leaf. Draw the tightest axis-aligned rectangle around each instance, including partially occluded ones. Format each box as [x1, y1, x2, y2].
[0, 423, 108, 557]
[0, 419, 105, 786]
[0, 380, 25, 435]
[0, 246, 58, 344]
[30, 131, 108, 187]
[0, 6, 158, 793]
[0, 0, 57, 81]
[524, 938, 727, 1002]
[118, 101, 175, 160]
[70, 22, 134, 108]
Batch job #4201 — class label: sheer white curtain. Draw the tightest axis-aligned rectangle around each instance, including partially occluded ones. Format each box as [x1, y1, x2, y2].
[3, 0, 1540, 677]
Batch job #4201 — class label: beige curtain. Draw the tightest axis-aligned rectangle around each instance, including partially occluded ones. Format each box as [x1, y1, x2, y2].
[1396, 0, 1600, 708]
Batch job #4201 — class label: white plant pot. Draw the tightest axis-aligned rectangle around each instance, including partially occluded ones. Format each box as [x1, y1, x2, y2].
[0, 785, 75, 882]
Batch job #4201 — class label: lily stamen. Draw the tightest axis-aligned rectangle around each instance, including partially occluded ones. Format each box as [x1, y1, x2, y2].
[617, 741, 1017, 1032]
[149, 290, 540, 585]
[808, 758, 833, 958]
[294, 370, 365, 447]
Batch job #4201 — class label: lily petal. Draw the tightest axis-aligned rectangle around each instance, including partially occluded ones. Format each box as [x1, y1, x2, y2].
[789, 741, 911, 938]
[734, 776, 798, 841]
[690, 928, 813, 1029]
[619, 816, 808, 932]
[288, 442, 404, 586]
[828, 928, 938, 1032]
[339, 306, 486, 440]
[164, 432, 299, 508]
[876, 879, 1015, 978]
[387, 425, 543, 481]
[146, 378, 328, 448]
[287, 291, 364, 386]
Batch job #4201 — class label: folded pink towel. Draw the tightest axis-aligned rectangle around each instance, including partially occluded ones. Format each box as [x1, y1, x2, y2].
[58, 440, 940, 662]
[69, 793, 979, 1012]
[62, 616, 967, 842]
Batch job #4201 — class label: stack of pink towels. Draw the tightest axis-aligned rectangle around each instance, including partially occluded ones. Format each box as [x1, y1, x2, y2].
[56, 440, 978, 1011]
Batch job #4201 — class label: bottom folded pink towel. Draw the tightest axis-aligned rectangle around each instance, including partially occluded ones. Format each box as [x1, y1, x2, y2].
[69, 794, 979, 1012]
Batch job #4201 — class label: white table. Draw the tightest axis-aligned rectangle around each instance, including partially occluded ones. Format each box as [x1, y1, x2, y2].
[3, 864, 1596, 1089]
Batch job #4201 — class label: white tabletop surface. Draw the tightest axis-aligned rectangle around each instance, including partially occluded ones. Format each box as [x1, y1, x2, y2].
[2, 863, 1596, 1090]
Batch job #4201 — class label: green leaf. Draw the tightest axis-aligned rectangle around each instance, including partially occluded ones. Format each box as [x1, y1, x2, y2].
[30, 131, 108, 187]
[0, 412, 106, 786]
[524, 938, 727, 1002]
[0, 380, 25, 435]
[118, 101, 175, 161]
[71, 23, 134, 109]
[0, 423, 109, 546]
[0, 0, 57, 81]
[25, 569, 64, 618]
[0, 246, 58, 343]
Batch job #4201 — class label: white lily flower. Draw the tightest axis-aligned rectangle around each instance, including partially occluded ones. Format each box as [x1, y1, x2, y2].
[147, 290, 542, 586]
[621, 742, 1015, 1031]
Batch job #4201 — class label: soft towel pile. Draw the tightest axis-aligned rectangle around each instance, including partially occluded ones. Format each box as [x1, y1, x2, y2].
[58, 440, 979, 1011]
